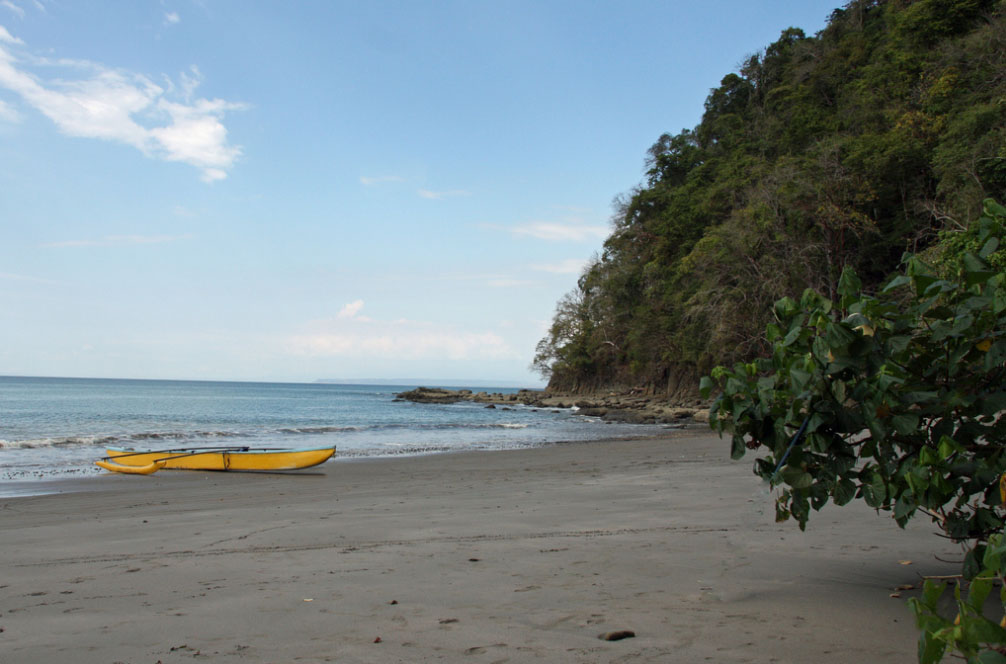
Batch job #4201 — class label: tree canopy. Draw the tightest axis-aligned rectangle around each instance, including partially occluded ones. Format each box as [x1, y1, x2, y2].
[535, 0, 1006, 394]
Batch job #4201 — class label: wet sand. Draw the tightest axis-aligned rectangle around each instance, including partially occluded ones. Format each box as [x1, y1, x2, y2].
[1, 431, 956, 663]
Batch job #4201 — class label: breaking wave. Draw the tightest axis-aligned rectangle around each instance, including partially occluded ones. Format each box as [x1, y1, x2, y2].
[0, 430, 249, 450]
[361, 422, 530, 432]
[0, 422, 531, 450]
[276, 426, 361, 435]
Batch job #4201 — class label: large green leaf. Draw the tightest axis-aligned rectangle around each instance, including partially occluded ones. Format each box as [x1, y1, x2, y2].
[979, 236, 1000, 259]
[838, 267, 863, 299]
[917, 629, 946, 664]
[894, 493, 916, 522]
[730, 435, 747, 460]
[780, 466, 814, 489]
[974, 650, 1006, 664]
[984, 341, 1006, 373]
[833, 478, 857, 506]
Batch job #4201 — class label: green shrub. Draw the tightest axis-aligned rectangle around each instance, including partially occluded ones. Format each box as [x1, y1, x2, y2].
[703, 199, 1006, 662]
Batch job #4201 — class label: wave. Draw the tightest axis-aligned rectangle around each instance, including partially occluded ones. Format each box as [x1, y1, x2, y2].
[0, 429, 250, 450]
[128, 430, 248, 440]
[0, 435, 121, 450]
[0, 421, 532, 451]
[360, 422, 530, 432]
[277, 426, 361, 435]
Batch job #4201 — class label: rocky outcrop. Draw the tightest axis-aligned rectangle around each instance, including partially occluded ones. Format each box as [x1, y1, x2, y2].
[394, 387, 542, 406]
[394, 387, 710, 426]
[393, 387, 474, 404]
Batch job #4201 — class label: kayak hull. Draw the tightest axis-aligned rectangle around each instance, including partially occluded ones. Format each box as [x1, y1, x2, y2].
[104, 446, 336, 472]
[95, 459, 166, 475]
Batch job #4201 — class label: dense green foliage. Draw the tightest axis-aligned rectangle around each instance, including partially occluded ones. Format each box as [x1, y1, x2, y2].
[704, 200, 1006, 540]
[704, 199, 1006, 662]
[911, 533, 1006, 663]
[535, 0, 1006, 393]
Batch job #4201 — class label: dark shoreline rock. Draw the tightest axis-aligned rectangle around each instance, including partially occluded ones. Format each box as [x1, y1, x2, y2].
[393, 387, 710, 426]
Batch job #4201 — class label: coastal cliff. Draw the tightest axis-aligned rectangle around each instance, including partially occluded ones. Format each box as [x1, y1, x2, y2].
[533, 0, 1006, 396]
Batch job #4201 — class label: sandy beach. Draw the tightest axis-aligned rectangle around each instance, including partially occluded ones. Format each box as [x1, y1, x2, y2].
[1, 431, 957, 663]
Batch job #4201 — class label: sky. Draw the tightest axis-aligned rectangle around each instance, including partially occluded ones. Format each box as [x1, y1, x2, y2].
[0, 0, 841, 387]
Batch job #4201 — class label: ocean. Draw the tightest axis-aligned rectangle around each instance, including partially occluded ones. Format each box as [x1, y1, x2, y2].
[0, 376, 669, 486]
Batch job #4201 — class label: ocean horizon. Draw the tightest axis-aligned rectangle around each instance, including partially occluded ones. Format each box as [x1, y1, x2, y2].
[0, 375, 667, 486]
[1, 374, 545, 390]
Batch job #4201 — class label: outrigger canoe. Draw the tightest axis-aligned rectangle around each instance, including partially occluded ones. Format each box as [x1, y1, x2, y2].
[95, 445, 336, 475]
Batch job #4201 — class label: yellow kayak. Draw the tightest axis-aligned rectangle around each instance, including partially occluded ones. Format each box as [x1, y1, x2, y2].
[98, 446, 336, 474]
[95, 459, 166, 475]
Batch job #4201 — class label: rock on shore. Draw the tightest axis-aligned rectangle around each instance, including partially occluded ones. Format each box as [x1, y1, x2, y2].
[393, 387, 710, 426]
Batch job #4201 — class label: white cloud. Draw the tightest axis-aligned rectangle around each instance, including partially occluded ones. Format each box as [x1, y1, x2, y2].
[0, 34, 244, 181]
[337, 299, 365, 319]
[509, 222, 608, 242]
[287, 315, 518, 361]
[0, 271, 60, 285]
[418, 188, 471, 200]
[530, 258, 589, 274]
[43, 233, 193, 248]
[178, 65, 201, 101]
[290, 329, 515, 361]
[487, 278, 535, 288]
[150, 98, 244, 181]
[0, 98, 17, 121]
[360, 175, 404, 186]
[1, 2, 24, 19]
[164, 11, 180, 25]
[0, 24, 22, 43]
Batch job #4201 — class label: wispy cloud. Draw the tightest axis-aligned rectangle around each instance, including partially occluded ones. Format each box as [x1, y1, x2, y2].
[336, 299, 367, 320]
[164, 11, 180, 26]
[0, 97, 17, 121]
[176, 65, 201, 101]
[483, 219, 607, 242]
[512, 222, 608, 242]
[530, 258, 590, 274]
[0, 30, 245, 182]
[42, 233, 193, 248]
[0, 24, 22, 43]
[1, 2, 24, 18]
[418, 188, 471, 200]
[359, 175, 404, 186]
[0, 271, 60, 285]
[487, 278, 536, 288]
[287, 311, 518, 361]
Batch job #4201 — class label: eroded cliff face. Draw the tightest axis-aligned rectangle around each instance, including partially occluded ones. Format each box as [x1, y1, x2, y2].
[544, 363, 702, 405]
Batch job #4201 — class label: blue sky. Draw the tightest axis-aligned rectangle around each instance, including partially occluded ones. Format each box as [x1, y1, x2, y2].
[0, 0, 840, 386]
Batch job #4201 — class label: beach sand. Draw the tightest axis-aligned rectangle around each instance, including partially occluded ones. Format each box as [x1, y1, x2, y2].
[1, 431, 957, 663]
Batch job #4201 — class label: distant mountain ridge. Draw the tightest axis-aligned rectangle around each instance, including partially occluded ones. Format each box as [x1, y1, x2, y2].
[315, 378, 544, 389]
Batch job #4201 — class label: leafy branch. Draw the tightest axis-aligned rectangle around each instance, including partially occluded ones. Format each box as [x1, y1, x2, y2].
[703, 199, 1006, 662]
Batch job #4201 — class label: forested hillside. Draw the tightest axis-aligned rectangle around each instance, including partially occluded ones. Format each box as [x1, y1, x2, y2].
[534, 0, 1006, 397]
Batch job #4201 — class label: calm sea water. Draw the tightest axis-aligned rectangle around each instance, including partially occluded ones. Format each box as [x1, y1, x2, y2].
[0, 376, 668, 484]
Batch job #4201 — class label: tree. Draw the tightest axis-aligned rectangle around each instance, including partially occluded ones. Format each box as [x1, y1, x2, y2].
[703, 199, 1006, 662]
[534, 0, 1006, 396]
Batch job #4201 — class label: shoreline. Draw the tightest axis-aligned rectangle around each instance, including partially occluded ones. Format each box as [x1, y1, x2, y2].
[0, 428, 699, 499]
[2, 431, 955, 663]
